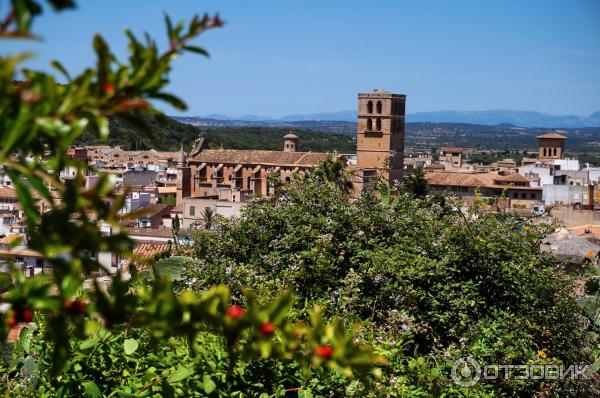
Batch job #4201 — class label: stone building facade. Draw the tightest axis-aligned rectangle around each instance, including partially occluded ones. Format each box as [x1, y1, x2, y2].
[356, 89, 406, 185]
[179, 136, 330, 200]
[86, 146, 181, 169]
[176, 90, 407, 203]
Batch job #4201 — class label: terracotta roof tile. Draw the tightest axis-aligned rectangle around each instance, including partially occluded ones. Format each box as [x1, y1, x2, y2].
[157, 186, 177, 194]
[125, 227, 174, 238]
[124, 240, 175, 271]
[0, 233, 24, 245]
[426, 171, 496, 188]
[493, 173, 531, 183]
[426, 171, 540, 190]
[0, 187, 17, 199]
[190, 149, 329, 167]
[537, 133, 567, 139]
[440, 147, 464, 154]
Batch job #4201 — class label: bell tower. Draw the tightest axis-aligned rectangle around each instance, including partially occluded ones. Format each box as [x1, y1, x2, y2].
[283, 132, 298, 152]
[537, 133, 566, 160]
[356, 89, 406, 184]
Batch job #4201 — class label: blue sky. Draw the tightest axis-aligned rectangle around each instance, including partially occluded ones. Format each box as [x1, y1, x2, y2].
[3, 0, 600, 117]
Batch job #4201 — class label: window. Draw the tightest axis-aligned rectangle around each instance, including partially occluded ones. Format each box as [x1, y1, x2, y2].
[553, 148, 557, 156]
[530, 193, 535, 199]
[376, 118, 381, 131]
[367, 118, 373, 130]
[189, 205, 195, 216]
[367, 100, 373, 113]
[513, 192, 518, 198]
[521, 192, 526, 199]
[376, 100, 382, 114]
[543, 148, 547, 157]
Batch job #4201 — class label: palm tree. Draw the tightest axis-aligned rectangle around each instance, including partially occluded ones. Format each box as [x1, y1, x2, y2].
[171, 213, 180, 247]
[313, 157, 354, 194]
[200, 207, 215, 230]
[403, 167, 428, 198]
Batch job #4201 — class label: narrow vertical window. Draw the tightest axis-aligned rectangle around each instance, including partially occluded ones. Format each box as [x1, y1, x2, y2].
[367, 101, 373, 113]
[376, 100, 382, 114]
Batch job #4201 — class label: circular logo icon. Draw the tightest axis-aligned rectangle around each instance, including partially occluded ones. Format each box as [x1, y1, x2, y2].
[451, 357, 481, 387]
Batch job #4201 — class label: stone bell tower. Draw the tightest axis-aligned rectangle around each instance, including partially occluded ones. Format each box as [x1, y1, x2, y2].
[176, 144, 191, 204]
[283, 132, 298, 152]
[356, 89, 406, 184]
[537, 133, 566, 160]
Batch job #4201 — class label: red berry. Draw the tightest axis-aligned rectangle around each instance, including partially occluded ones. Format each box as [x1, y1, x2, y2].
[315, 345, 334, 359]
[103, 83, 115, 95]
[226, 304, 244, 320]
[65, 299, 86, 316]
[259, 322, 275, 336]
[17, 308, 33, 323]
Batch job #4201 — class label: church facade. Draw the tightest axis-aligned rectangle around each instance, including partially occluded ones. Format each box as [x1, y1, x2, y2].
[176, 90, 407, 203]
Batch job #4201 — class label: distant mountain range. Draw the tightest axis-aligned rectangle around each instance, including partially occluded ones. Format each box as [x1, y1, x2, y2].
[197, 110, 600, 128]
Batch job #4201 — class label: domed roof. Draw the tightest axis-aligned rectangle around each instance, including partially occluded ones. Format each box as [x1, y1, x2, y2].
[283, 132, 298, 139]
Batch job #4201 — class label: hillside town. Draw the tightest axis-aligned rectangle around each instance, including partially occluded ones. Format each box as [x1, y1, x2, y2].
[1, 90, 600, 278]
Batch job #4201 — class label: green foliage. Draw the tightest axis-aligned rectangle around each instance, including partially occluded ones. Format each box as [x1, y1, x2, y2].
[201, 127, 356, 153]
[0, 2, 383, 396]
[181, 162, 599, 397]
[2, 289, 386, 397]
[76, 111, 202, 151]
[402, 167, 427, 198]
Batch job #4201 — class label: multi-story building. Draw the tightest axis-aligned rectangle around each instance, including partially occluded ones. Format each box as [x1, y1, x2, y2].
[439, 147, 463, 168]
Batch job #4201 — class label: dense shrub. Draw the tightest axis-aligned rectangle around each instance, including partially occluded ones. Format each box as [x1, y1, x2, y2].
[180, 171, 599, 396]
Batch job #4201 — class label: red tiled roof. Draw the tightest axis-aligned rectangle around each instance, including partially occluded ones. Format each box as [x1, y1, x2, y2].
[157, 186, 177, 194]
[0, 233, 24, 245]
[189, 149, 330, 167]
[426, 171, 496, 188]
[426, 171, 541, 190]
[133, 241, 174, 260]
[125, 228, 174, 238]
[128, 204, 171, 219]
[537, 133, 566, 139]
[0, 187, 17, 199]
[124, 240, 175, 271]
[440, 147, 464, 154]
[493, 173, 531, 183]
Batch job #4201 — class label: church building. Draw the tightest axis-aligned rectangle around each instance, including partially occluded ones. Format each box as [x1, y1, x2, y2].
[176, 90, 407, 203]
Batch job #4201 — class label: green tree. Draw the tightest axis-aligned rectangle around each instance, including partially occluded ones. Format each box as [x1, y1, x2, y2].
[0, 2, 383, 395]
[308, 157, 354, 194]
[172, 213, 180, 235]
[402, 166, 428, 198]
[200, 207, 215, 230]
[182, 163, 600, 397]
